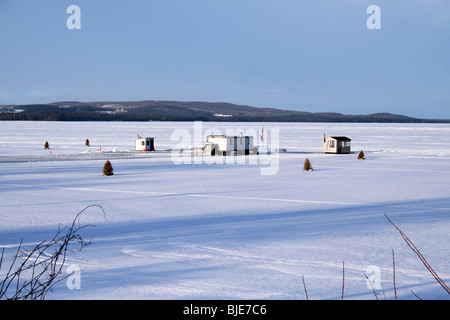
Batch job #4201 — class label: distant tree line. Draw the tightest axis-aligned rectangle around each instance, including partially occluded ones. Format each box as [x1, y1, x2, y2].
[1, 102, 448, 122]
[2, 112, 448, 123]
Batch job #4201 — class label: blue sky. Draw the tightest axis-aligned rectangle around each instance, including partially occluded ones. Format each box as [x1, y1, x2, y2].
[0, 0, 449, 118]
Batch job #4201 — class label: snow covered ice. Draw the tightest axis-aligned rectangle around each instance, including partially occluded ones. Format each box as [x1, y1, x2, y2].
[0, 121, 449, 299]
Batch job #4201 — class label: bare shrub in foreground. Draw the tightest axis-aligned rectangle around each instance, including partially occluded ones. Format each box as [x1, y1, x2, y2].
[0, 205, 104, 300]
[302, 214, 450, 300]
[385, 214, 450, 297]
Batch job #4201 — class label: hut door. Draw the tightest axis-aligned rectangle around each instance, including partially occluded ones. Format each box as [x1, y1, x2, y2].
[245, 137, 250, 155]
[149, 139, 154, 151]
[337, 141, 342, 154]
[234, 137, 238, 153]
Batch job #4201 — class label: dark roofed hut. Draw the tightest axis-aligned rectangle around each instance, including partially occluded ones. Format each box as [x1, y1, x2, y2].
[323, 136, 351, 154]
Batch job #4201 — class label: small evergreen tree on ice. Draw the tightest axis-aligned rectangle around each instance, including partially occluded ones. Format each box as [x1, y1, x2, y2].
[357, 150, 365, 160]
[103, 160, 114, 176]
[303, 158, 313, 171]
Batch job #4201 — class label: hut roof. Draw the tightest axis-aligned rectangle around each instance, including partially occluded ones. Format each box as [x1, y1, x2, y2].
[329, 136, 351, 141]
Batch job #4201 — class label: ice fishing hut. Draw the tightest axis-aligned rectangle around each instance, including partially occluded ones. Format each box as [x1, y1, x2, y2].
[323, 136, 351, 154]
[135, 136, 155, 152]
[204, 135, 256, 156]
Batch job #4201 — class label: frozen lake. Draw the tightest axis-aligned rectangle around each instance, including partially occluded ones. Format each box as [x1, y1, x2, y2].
[0, 121, 449, 300]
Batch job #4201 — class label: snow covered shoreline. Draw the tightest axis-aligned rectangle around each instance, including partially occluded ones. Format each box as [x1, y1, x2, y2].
[0, 121, 449, 300]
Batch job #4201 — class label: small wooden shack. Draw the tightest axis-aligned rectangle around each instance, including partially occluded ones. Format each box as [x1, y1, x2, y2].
[323, 136, 351, 154]
[204, 135, 256, 156]
[135, 136, 155, 152]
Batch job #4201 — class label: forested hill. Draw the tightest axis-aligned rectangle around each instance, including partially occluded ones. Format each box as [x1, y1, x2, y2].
[0, 100, 448, 123]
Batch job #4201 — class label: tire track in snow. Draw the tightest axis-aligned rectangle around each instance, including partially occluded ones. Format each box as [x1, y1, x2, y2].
[0, 183, 362, 206]
[60, 186, 364, 207]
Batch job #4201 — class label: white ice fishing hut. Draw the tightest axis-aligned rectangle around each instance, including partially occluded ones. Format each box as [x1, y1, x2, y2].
[323, 136, 351, 154]
[135, 136, 155, 151]
[204, 135, 256, 156]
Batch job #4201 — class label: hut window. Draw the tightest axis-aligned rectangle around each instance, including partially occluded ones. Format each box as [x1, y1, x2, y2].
[330, 140, 335, 148]
[141, 141, 145, 146]
[146, 140, 149, 145]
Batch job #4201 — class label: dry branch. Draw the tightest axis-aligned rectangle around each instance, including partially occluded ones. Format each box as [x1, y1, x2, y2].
[302, 275, 309, 300]
[0, 205, 104, 300]
[341, 261, 345, 300]
[364, 273, 379, 300]
[392, 249, 397, 300]
[385, 214, 450, 296]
